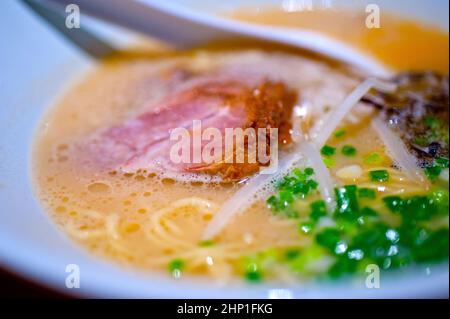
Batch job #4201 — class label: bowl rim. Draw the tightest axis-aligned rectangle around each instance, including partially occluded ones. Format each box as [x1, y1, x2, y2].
[0, 0, 448, 298]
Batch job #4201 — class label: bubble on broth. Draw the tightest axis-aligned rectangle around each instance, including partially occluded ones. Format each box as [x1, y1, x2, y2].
[87, 182, 111, 193]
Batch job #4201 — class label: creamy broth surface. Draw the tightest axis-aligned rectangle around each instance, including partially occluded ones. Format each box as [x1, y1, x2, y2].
[32, 9, 449, 283]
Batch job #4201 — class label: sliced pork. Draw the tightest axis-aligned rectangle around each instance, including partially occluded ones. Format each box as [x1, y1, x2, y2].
[81, 70, 297, 181]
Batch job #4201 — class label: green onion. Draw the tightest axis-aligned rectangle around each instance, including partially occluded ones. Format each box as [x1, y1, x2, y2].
[358, 188, 376, 199]
[245, 269, 262, 282]
[279, 190, 294, 205]
[320, 145, 336, 156]
[316, 228, 341, 252]
[198, 240, 214, 247]
[369, 169, 389, 182]
[168, 259, 184, 274]
[430, 189, 449, 209]
[334, 128, 346, 138]
[425, 116, 440, 129]
[284, 249, 301, 260]
[412, 228, 449, 262]
[383, 196, 403, 213]
[266, 195, 281, 211]
[413, 136, 428, 146]
[425, 165, 442, 181]
[360, 206, 378, 217]
[267, 167, 317, 215]
[383, 193, 448, 222]
[292, 168, 307, 181]
[307, 179, 319, 190]
[254, 188, 449, 281]
[424, 157, 449, 181]
[335, 185, 359, 217]
[341, 145, 357, 156]
[292, 183, 309, 195]
[363, 152, 383, 165]
[357, 207, 378, 225]
[243, 260, 263, 282]
[323, 157, 335, 168]
[310, 200, 327, 221]
[401, 196, 434, 221]
[436, 157, 449, 168]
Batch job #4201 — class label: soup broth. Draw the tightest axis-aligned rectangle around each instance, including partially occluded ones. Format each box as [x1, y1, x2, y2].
[32, 9, 449, 284]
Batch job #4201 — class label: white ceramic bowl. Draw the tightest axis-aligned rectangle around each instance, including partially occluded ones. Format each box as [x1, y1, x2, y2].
[0, 0, 448, 298]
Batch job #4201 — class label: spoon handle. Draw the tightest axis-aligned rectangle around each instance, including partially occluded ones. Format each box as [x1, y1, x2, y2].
[41, 0, 235, 47]
[40, 0, 391, 77]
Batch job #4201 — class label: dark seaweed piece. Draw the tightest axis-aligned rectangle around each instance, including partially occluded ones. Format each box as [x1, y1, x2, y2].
[362, 72, 449, 167]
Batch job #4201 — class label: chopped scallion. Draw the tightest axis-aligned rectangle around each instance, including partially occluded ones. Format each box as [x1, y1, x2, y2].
[321, 145, 336, 156]
[342, 145, 357, 156]
[369, 170, 389, 182]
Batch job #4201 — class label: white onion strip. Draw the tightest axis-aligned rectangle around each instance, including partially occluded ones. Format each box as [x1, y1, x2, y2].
[298, 142, 336, 212]
[371, 116, 429, 187]
[312, 78, 397, 147]
[291, 105, 336, 212]
[202, 78, 397, 239]
[202, 147, 305, 240]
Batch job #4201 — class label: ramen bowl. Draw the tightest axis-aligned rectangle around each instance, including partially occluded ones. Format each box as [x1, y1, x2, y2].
[0, 0, 448, 298]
